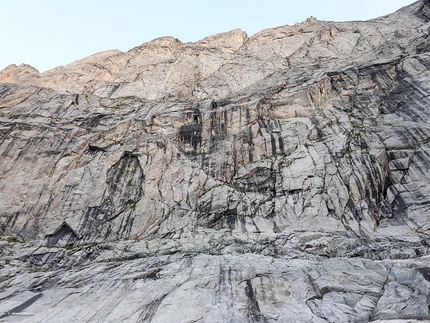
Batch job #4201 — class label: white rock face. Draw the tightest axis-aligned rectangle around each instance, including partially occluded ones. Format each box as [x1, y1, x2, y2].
[1, 1, 430, 322]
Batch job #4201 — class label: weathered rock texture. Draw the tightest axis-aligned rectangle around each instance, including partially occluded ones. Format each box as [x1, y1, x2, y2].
[1, 1, 430, 322]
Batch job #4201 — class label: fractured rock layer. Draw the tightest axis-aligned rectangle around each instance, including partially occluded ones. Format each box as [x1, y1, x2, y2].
[1, 1, 430, 322]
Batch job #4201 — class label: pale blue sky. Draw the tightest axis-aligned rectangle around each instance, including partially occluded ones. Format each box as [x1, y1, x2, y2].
[0, 0, 416, 72]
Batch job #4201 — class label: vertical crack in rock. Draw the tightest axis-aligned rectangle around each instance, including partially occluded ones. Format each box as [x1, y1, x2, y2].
[213, 263, 234, 311]
[244, 279, 268, 323]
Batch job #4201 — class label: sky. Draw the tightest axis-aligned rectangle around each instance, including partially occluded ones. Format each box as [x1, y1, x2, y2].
[0, 0, 416, 72]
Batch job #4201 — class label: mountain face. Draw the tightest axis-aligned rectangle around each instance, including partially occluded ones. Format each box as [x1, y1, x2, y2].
[1, 1, 430, 322]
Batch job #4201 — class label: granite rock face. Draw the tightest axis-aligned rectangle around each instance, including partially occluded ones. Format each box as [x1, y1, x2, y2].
[1, 1, 430, 322]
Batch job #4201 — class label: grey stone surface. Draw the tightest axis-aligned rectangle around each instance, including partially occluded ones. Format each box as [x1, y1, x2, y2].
[1, 1, 430, 322]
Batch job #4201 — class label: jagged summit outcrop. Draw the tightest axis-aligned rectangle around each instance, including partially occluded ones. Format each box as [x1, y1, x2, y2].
[0, 64, 39, 82]
[2, 2, 428, 102]
[1, 1, 430, 322]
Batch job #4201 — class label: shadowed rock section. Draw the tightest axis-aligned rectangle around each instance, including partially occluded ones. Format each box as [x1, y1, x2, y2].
[44, 222, 79, 247]
[73, 153, 145, 242]
[106, 153, 145, 212]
